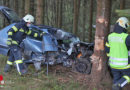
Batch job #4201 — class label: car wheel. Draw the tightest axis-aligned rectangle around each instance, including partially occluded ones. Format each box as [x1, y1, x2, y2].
[72, 58, 92, 74]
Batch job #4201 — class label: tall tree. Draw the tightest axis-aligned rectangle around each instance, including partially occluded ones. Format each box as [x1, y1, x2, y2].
[14, 0, 19, 14]
[73, 0, 80, 36]
[88, 0, 94, 43]
[18, 0, 25, 18]
[89, 0, 112, 89]
[0, 0, 4, 29]
[120, 0, 125, 9]
[4, 0, 10, 7]
[25, 0, 30, 14]
[82, 0, 87, 41]
[57, 0, 63, 28]
[3, 0, 10, 26]
[30, 0, 35, 16]
[36, 0, 44, 25]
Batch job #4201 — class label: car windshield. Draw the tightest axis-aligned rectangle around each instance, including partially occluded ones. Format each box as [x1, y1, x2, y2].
[3, 9, 20, 22]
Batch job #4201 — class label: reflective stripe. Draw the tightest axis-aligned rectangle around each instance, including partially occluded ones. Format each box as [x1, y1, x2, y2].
[12, 26, 18, 32]
[15, 60, 23, 64]
[111, 64, 130, 69]
[34, 33, 38, 37]
[105, 42, 110, 47]
[8, 32, 13, 35]
[123, 76, 130, 83]
[120, 80, 128, 87]
[8, 38, 12, 40]
[19, 28, 24, 32]
[12, 40, 18, 45]
[128, 51, 130, 56]
[27, 30, 32, 35]
[109, 60, 128, 66]
[16, 63, 21, 75]
[7, 61, 13, 65]
[110, 57, 128, 61]
[6, 41, 11, 45]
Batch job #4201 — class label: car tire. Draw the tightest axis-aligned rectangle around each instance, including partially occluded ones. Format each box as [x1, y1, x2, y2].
[72, 58, 92, 74]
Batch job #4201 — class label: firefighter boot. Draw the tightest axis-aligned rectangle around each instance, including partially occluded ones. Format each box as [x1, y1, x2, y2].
[112, 84, 122, 90]
[4, 64, 12, 72]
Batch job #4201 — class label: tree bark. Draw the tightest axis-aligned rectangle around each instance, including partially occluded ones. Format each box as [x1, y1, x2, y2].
[30, 0, 35, 16]
[120, 0, 125, 9]
[5, 0, 10, 7]
[73, 0, 80, 36]
[14, 0, 18, 14]
[88, 0, 93, 43]
[89, 0, 112, 89]
[82, 0, 87, 41]
[36, 0, 44, 25]
[18, 0, 25, 18]
[57, 0, 62, 28]
[25, 0, 30, 14]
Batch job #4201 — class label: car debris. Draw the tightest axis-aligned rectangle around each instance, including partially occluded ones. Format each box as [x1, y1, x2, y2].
[0, 6, 94, 74]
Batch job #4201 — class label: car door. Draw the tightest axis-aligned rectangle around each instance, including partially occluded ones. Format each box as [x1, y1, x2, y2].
[0, 6, 20, 55]
[0, 6, 20, 23]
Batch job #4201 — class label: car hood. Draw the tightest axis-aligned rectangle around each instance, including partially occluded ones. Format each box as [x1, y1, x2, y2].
[0, 6, 20, 23]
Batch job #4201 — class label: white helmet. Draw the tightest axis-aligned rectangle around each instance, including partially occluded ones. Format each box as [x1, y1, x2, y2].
[116, 17, 129, 29]
[23, 14, 34, 23]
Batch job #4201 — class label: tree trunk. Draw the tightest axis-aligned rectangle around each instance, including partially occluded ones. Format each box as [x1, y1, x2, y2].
[36, 0, 44, 25]
[25, 0, 30, 14]
[30, 0, 35, 16]
[3, 0, 10, 26]
[18, 0, 25, 18]
[120, 0, 125, 9]
[57, 0, 62, 28]
[89, 0, 112, 89]
[14, 0, 18, 14]
[88, 0, 93, 43]
[73, 0, 80, 36]
[5, 0, 10, 7]
[82, 0, 87, 41]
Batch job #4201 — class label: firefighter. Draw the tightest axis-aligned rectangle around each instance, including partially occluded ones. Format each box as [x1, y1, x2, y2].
[105, 17, 130, 90]
[4, 14, 44, 75]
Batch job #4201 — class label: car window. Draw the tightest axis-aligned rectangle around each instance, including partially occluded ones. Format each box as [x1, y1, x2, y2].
[0, 12, 10, 30]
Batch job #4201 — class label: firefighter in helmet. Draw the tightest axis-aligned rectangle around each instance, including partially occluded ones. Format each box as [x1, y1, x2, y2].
[105, 17, 130, 90]
[4, 14, 44, 75]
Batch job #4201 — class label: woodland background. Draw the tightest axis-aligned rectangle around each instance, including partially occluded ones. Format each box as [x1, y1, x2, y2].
[0, 0, 129, 42]
[0, 0, 130, 90]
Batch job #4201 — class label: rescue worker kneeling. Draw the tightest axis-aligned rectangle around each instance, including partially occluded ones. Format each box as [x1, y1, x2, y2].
[105, 17, 130, 90]
[4, 14, 45, 75]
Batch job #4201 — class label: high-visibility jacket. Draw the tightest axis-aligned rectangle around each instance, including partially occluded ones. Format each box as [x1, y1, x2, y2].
[108, 32, 129, 69]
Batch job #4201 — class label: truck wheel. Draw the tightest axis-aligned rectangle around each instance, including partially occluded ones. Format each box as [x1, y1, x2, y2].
[72, 58, 92, 74]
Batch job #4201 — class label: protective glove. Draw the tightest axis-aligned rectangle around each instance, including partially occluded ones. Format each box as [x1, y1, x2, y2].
[6, 39, 12, 46]
[40, 32, 46, 37]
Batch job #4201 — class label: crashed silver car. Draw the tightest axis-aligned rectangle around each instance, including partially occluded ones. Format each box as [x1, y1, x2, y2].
[0, 6, 93, 74]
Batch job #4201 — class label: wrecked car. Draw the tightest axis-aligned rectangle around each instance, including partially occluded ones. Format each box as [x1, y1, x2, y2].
[0, 6, 94, 74]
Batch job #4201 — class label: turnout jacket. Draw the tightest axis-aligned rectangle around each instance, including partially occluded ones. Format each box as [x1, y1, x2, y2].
[7, 20, 41, 45]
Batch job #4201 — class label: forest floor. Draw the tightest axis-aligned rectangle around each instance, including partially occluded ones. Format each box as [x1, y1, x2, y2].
[0, 55, 126, 90]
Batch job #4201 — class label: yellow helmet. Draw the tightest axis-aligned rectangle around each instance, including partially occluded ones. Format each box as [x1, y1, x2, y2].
[116, 17, 129, 29]
[23, 14, 34, 23]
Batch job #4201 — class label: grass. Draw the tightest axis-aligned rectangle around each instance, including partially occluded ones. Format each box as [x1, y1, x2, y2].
[0, 55, 88, 90]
